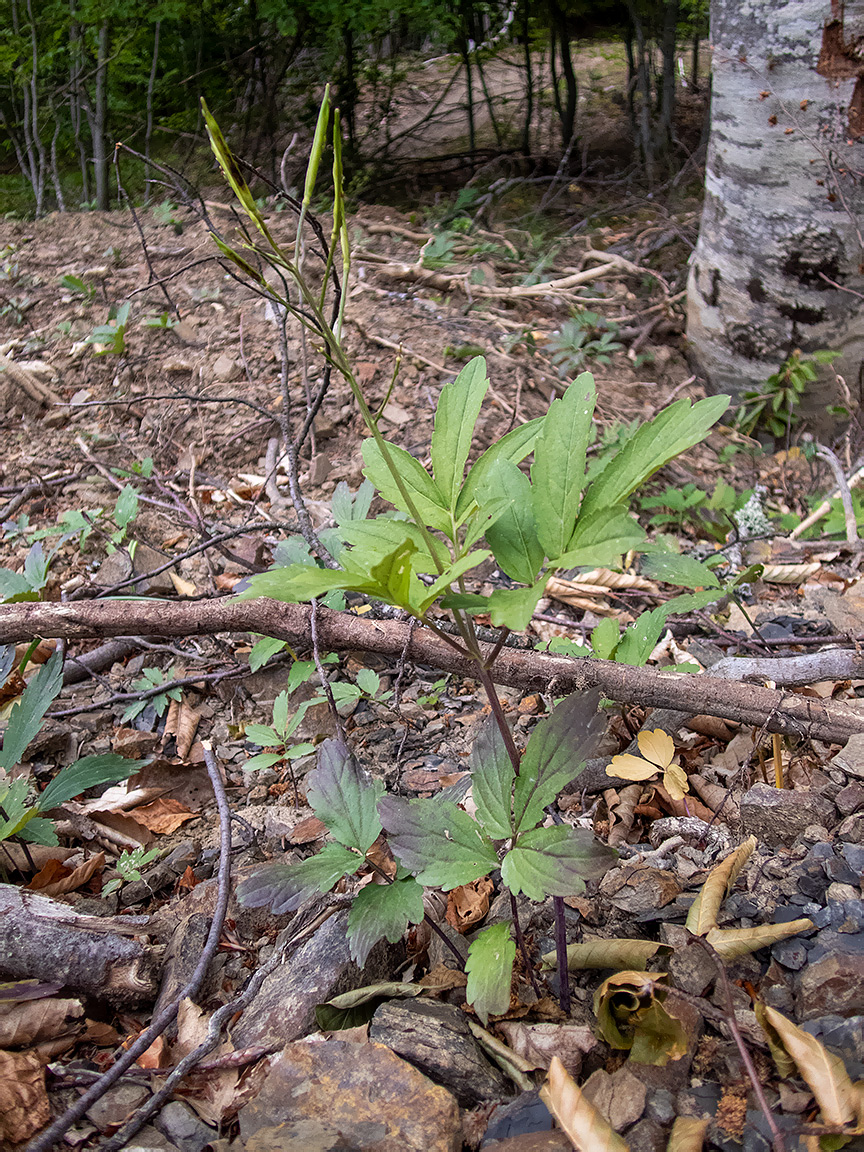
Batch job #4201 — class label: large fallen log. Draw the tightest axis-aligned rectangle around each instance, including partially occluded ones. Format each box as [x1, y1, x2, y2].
[2, 598, 863, 744]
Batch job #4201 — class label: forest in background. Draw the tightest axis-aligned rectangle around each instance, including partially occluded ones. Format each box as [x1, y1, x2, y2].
[1, 0, 708, 216]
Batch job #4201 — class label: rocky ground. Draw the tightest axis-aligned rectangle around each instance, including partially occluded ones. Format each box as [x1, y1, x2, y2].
[2, 194, 864, 1152]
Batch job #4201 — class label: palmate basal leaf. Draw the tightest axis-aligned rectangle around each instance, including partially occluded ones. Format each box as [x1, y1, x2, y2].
[469, 716, 515, 839]
[378, 795, 499, 890]
[501, 825, 616, 902]
[306, 739, 383, 853]
[346, 876, 425, 967]
[236, 842, 360, 914]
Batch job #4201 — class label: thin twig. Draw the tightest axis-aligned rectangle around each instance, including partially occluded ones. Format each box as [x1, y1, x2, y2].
[26, 742, 233, 1152]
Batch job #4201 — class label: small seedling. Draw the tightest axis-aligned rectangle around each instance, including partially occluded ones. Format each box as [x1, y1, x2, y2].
[735, 348, 839, 439]
[85, 302, 131, 355]
[101, 845, 161, 896]
[548, 312, 623, 375]
[142, 312, 179, 330]
[122, 667, 182, 723]
[59, 273, 96, 301]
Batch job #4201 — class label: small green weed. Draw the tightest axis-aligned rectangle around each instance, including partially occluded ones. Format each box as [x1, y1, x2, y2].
[735, 349, 839, 439]
[548, 312, 623, 376]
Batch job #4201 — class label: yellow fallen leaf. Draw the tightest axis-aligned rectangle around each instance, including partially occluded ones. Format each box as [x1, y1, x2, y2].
[667, 1115, 709, 1152]
[607, 753, 659, 781]
[540, 1056, 629, 1152]
[685, 836, 757, 936]
[637, 728, 675, 766]
[540, 938, 670, 972]
[705, 919, 813, 961]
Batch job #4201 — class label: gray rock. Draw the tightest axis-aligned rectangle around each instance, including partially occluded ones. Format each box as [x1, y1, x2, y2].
[741, 783, 836, 847]
[844, 843, 864, 876]
[481, 1091, 555, 1145]
[124, 1125, 179, 1152]
[230, 909, 400, 1049]
[155, 1102, 215, 1152]
[797, 940, 864, 1018]
[824, 856, 860, 885]
[581, 1066, 646, 1131]
[370, 999, 509, 1107]
[772, 938, 809, 970]
[86, 1084, 150, 1130]
[742, 1110, 804, 1152]
[625, 1119, 667, 1152]
[644, 1089, 675, 1126]
[837, 782, 864, 816]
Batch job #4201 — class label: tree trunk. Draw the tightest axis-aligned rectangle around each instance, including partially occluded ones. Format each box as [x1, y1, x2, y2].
[144, 21, 160, 205]
[549, 0, 577, 151]
[90, 21, 110, 211]
[687, 0, 864, 400]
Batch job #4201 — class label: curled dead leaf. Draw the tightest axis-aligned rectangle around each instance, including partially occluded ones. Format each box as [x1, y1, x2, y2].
[685, 836, 757, 936]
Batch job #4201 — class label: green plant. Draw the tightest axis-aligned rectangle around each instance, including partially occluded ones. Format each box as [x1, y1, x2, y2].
[638, 479, 750, 543]
[152, 198, 183, 233]
[417, 676, 448, 709]
[734, 348, 839, 439]
[203, 96, 731, 1019]
[548, 312, 623, 376]
[142, 312, 179, 330]
[0, 296, 33, 325]
[59, 273, 96, 300]
[85, 302, 131, 356]
[101, 845, 162, 897]
[0, 649, 147, 849]
[121, 667, 182, 723]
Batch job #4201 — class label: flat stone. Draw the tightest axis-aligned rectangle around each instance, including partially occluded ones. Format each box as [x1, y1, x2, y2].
[236, 1039, 460, 1152]
[230, 910, 400, 1049]
[740, 783, 836, 847]
[771, 938, 809, 970]
[599, 865, 680, 914]
[154, 1102, 215, 1152]
[625, 1118, 668, 1152]
[370, 999, 509, 1107]
[581, 1065, 647, 1131]
[481, 1091, 556, 1146]
[831, 734, 864, 780]
[86, 1084, 150, 1130]
[844, 844, 864, 876]
[837, 782, 864, 816]
[797, 946, 864, 1018]
[212, 353, 240, 382]
[124, 1125, 178, 1152]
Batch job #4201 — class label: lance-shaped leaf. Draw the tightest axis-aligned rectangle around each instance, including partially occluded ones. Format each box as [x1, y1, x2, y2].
[488, 580, 548, 632]
[339, 517, 449, 570]
[236, 842, 360, 914]
[540, 1056, 629, 1152]
[640, 550, 722, 591]
[705, 919, 813, 961]
[531, 372, 596, 559]
[550, 506, 646, 571]
[513, 690, 605, 833]
[540, 939, 671, 972]
[378, 795, 499, 890]
[757, 1004, 858, 1128]
[465, 922, 516, 1025]
[686, 836, 757, 936]
[307, 739, 383, 853]
[579, 395, 730, 521]
[315, 981, 423, 1032]
[236, 563, 376, 604]
[470, 716, 516, 839]
[480, 459, 543, 586]
[37, 754, 149, 812]
[346, 876, 425, 967]
[430, 356, 490, 510]
[455, 418, 545, 521]
[1, 650, 64, 772]
[201, 98, 273, 244]
[362, 439, 450, 534]
[502, 826, 616, 901]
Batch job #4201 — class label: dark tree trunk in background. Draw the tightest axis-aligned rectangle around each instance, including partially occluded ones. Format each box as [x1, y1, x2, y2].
[549, 0, 577, 150]
[90, 21, 110, 210]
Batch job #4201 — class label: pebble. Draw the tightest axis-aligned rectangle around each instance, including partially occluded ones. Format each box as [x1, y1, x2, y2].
[771, 938, 809, 970]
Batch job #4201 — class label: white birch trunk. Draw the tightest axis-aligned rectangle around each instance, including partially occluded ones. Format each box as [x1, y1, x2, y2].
[687, 0, 864, 399]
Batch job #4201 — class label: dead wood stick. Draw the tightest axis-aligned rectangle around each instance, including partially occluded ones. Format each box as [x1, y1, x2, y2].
[2, 599, 863, 744]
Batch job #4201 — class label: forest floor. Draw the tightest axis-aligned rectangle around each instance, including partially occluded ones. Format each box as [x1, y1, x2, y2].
[3, 189, 864, 1152]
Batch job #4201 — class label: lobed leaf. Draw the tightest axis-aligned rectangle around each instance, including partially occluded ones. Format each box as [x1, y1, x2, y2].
[306, 739, 383, 853]
[346, 876, 425, 967]
[465, 922, 516, 1025]
[236, 842, 359, 914]
[378, 795, 499, 890]
[488, 581, 548, 631]
[550, 506, 646, 571]
[502, 825, 616, 901]
[0, 650, 64, 772]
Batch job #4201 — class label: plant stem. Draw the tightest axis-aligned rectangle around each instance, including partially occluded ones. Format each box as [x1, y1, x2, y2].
[553, 896, 571, 1015]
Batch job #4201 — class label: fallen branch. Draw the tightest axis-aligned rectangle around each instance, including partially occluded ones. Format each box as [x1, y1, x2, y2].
[2, 599, 863, 744]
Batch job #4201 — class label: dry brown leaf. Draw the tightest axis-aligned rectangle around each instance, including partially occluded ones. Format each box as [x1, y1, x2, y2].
[137, 1033, 167, 1069]
[761, 562, 821, 584]
[0, 844, 76, 873]
[75, 805, 154, 848]
[175, 702, 201, 759]
[0, 997, 84, 1047]
[289, 814, 328, 844]
[705, 919, 813, 961]
[128, 797, 198, 835]
[685, 836, 757, 936]
[549, 570, 659, 593]
[540, 938, 670, 973]
[606, 783, 641, 848]
[497, 1021, 597, 1074]
[162, 696, 182, 744]
[540, 1055, 629, 1152]
[758, 1004, 857, 1127]
[0, 1049, 51, 1143]
[445, 876, 494, 933]
[26, 852, 105, 897]
[653, 783, 716, 822]
[667, 1115, 710, 1151]
[168, 571, 197, 596]
[418, 964, 468, 992]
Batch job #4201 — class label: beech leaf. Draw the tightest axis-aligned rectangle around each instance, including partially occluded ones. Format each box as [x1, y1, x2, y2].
[539, 1056, 629, 1152]
[685, 836, 757, 936]
[540, 939, 671, 972]
[705, 918, 813, 961]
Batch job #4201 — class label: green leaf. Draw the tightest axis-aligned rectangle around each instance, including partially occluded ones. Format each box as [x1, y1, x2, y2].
[579, 395, 730, 521]
[315, 981, 423, 1032]
[513, 690, 606, 833]
[439, 592, 491, 613]
[37, 755, 149, 812]
[378, 795, 499, 890]
[20, 816, 59, 845]
[456, 418, 545, 521]
[613, 590, 722, 666]
[488, 581, 548, 631]
[420, 549, 492, 611]
[0, 778, 37, 841]
[480, 460, 543, 585]
[237, 563, 373, 604]
[369, 539, 425, 614]
[339, 517, 448, 570]
[0, 569, 34, 602]
[0, 650, 64, 772]
[362, 440, 450, 533]
[640, 551, 722, 590]
[346, 876, 425, 967]
[236, 842, 360, 914]
[113, 485, 139, 530]
[245, 724, 281, 747]
[461, 495, 515, 551]
[531, 372, 596, 559]
[201, 98, 272, 243]
[355, 668, 380, 696]
[502, 825, 616, 901]
[430, 356, 490, 509]
[470, 717, 516, 839]
[244, 752, 285, 771]
[248, 636, 287, 672]
[307, 739, 383, 853]
[551, 506, 646, 570]
[465, 923, 516, 1025]
[590, 616, 620, 660]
